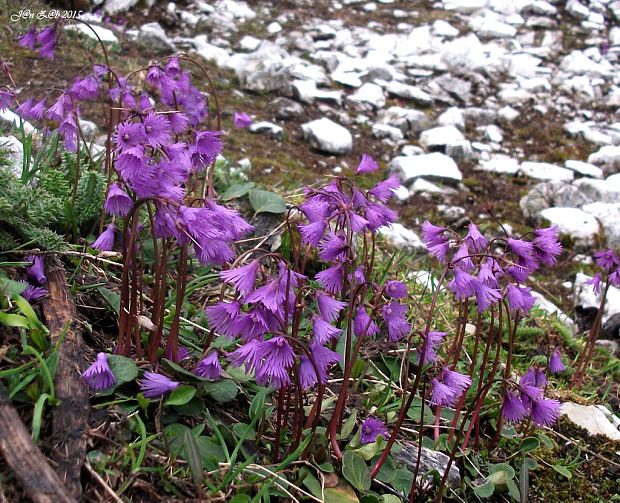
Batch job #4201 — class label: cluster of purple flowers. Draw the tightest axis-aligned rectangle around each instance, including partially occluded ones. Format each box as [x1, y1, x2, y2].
[18, 256, 48, 302]
[502, 367, 561, 427]
[19, 24, 58, 59]
[587, 249, 620, 293]
[422, 222, 562, 315]
[194, 155, 414, 390]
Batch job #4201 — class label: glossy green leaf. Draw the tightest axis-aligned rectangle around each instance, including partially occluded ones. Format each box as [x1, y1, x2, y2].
[165, 385, 196, 406]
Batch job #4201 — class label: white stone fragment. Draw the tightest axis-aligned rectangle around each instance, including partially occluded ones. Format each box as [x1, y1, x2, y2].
[561, 403, 620, 441]
[519, 162, 574, 182]
[539, 207, 600, 246]
[301, 118, 353, 154]
[390, 152, 463, 184]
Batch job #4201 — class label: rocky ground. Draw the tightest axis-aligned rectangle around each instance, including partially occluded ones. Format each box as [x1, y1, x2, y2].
[2, 0, 620, 457]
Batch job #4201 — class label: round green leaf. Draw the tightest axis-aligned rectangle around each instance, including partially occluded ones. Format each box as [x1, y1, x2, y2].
[248, 189, 286, 214]
[342, 450, 371, 492]
[473, 479, 495, 499]
[106, 354, 138, 384]
[520, 437, 540, 453]
[221, 182, 256, 201]
[204, 379, 238, 403]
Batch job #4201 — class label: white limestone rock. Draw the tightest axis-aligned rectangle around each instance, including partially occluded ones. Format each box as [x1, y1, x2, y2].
[419, 126, 465, 150]
[138, 23, 175, 53]
[385, 81, 433, 106]
[477, 155, 519, 175]
[561, 403, 620, 441]
[301, 118, 353, 154]
[0, 136, 24, 178]
[588, 145, 620, 167]
[539, 207, 600, 247]
[65, 24, 118, 44]
[519, 162, 574, 182]
[582, 203, 620, 247]
[573, 178, 620, 203]
[249, 121, 284, 140]
[347, 83, 386, 110]
[564, 160, 603, 179]
[390, 152, 462, 185]
[378, 223, 425, 251]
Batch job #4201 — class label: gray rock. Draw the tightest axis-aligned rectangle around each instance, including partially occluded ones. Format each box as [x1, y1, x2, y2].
[438, 108, 465, 130]
[292, 80, 342, 106]
[395, 442, 461, 488]
[79, 120, 98, 142]
[138, 23, 175, 53]
[419, 126, 465, 151]
[445, 140, 473, 163]
[0, 135, 24, 178]
[595, 340, 620, 357]
[385, 81, 433, 106]
[390, 152, 462, 185]
[572, 178, 620, 204]
[269, 98, 304, 120]
[372, 124, 404, 141]
[539, 207, 600, 248]
[574, 272, 620, 325]
[520, 181, 593, 219]
[249, 121, 284, 140]
[582, 202, 620, 247]
[347, 83, 385, 111]
[301, 118, 352, 154]
[561, 403, 620, 441]
[567, 0, 590, 19]
[588, 145, 620, 168]
[376, 107, 429, 134]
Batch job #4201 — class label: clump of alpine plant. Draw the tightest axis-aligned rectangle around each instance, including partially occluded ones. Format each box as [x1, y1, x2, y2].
[17, 23, 254, 363]
[572, 248, 620, 386]
[201, 154, 411, 460]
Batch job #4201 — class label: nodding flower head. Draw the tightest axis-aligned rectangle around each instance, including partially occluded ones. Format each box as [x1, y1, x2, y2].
[193, 352, 222, 380]
[549, 348, 565, 374]
[138, 372, 179, 398]
[81, 353, 116, 391]
[233, 111, 252, 129]
[26, 255, 46, 285]
[91, 224, 116, 252]
[355, 153, 379, 174]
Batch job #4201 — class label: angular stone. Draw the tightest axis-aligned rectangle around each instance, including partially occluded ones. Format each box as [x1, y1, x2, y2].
[519, 162, 574, 182]
[376, 107, 429, 133]
[564, 160, 603, 179]
[478, 155, 519, 175]
[419, 126, 465, 150]
[138, 23, 175, 53]
[377, 223, 425, 251]
[561, 403, 620, 441]
[390, 152, 462, 185]
[574, 272, 620, 324]
[539, 207, 599, 247]
[249, 121, 284, 140]
[301, 118, 353, 154]
[395, 443, 461, 488]
[347, 83, 385, 110]
[582, 202, 620, 247]
[572, 178, 620, 203]
[269, 97, 304, 120]
[0, 135, 24, 178]
[385, 81, 433, 106]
